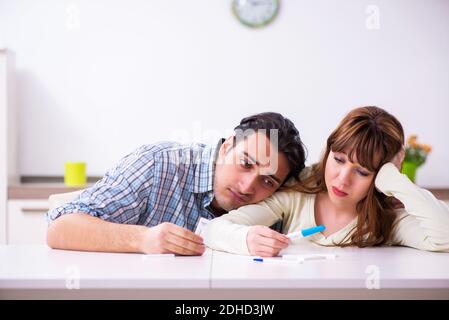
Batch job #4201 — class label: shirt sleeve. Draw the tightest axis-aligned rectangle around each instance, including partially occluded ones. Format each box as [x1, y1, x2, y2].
[204, 191, 292, 255]
[375, 162, 449, 252]
[47, 145, 155, 225]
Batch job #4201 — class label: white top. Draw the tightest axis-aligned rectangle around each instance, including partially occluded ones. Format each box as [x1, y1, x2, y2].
[204, 163, 449, 255]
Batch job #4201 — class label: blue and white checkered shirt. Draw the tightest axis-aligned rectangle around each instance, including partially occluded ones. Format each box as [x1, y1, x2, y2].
[47, 141, 221, 231]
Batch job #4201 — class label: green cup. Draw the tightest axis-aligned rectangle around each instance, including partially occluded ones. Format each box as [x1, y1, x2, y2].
[401, 161, 417, 183]
[64, 162, 87, 187]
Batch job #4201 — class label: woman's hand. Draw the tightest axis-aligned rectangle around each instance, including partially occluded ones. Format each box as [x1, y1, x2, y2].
[390, 146, 405, 171]
[246, 225, 290, 257]
[386, 146, 406, 208]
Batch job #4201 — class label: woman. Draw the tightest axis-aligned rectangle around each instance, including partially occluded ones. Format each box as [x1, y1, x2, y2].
[204, 106, 449, 256]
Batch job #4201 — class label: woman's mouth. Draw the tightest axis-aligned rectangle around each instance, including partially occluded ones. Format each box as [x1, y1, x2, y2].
[332, 186, 348, 197]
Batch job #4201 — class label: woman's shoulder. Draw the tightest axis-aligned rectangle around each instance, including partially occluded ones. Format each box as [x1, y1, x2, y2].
[282, 166, 314, 187]
[267, 188, 315, 210]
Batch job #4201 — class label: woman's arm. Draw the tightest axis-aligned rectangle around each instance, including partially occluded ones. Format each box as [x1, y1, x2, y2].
[204, 191, 294, 255]
[375, 162, 449, 252]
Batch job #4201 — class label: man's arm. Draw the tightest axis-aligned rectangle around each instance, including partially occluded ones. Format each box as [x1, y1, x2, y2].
[47, 213, 205, 255]
[47, 144, 205, 255]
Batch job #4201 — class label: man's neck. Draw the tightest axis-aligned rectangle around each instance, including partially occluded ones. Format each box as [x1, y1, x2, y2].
[208, 198, 228, 217]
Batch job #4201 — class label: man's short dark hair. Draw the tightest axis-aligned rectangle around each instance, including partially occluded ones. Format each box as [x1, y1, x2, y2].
[234, 112, 307, 183]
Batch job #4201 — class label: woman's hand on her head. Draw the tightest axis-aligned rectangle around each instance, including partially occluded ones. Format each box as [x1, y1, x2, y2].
[388, 148, 406, 208]
[390, 146, 405, 171]
[391, 197, 405, 209]
[246, 225, 290, 257]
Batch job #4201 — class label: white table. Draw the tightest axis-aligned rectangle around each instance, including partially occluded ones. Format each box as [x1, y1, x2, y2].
[211, 244, 449, 299]
[1, 244, 449, 299]
[0, 245, 212, 299]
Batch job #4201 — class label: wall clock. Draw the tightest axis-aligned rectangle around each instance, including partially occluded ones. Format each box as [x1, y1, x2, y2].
[232, 0, 280, 28]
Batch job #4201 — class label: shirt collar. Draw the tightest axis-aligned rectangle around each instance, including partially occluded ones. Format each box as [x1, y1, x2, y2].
[189, 138, 224, 194]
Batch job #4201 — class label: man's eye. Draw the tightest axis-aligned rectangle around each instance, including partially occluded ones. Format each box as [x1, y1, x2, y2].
[262, 178, 274, 188]
[240, 159, 252, 169]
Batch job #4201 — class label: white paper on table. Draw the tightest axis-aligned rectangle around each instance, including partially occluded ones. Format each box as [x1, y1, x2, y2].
[195, 217, 210, 236]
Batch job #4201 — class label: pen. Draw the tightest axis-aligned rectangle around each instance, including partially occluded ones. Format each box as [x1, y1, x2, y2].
[286, 225, 325, 240]
[253, 257, 301, 264]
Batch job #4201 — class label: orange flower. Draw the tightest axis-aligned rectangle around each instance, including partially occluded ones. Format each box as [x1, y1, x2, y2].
[421, 144, 432, 153]
[405, 135, 432, 167]
[407, 135, 418, 148]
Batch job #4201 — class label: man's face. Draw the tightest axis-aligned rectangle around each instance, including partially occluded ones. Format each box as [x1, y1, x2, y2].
[212, 131, 290, 212]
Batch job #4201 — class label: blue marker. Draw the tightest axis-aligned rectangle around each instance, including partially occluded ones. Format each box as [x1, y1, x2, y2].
[286, 225, 325, 239]
[253, 257, 300, 264]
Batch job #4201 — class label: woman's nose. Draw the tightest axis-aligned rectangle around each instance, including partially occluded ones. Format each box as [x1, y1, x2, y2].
[337, 167, 352, 186]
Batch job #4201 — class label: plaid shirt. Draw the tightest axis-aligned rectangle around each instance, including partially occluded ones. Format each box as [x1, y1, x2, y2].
[47, 141, 221, 231]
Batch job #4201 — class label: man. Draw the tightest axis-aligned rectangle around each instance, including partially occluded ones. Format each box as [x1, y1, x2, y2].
[47, 112, 306, 255]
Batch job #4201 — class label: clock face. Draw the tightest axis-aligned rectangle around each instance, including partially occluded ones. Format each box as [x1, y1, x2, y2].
[232, 0, 280, 28]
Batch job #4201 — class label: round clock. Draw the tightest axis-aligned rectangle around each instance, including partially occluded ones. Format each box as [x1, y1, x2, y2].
[232, 0, 280, 28]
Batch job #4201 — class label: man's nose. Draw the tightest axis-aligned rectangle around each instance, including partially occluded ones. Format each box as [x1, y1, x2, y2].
[238, 174, 257, 195]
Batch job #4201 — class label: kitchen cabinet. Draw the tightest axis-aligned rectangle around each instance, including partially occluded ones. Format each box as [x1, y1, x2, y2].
[7, 199, 49, 244]
[0, 49, 19, 244]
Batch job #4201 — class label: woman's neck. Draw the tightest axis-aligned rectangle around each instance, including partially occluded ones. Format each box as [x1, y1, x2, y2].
[314, 192, 358, 236]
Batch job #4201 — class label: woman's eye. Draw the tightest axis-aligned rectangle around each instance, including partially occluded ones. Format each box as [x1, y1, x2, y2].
[334, 157, 344, 164]
[357, 169, 369, 177]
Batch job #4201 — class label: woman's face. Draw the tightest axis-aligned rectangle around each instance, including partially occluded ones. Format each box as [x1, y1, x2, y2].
[325, 150, 375, 208]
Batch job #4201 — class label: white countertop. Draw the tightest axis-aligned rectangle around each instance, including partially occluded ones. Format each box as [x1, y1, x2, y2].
[1, 244, 449, 299]
[0, 245, 212, 289]
[211, 244, 449, 289]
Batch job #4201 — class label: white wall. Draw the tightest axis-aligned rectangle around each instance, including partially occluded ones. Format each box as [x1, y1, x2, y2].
[0, 0, 448, 186]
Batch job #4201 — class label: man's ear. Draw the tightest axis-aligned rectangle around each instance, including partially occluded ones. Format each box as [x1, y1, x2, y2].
[220, 135, 235, 156]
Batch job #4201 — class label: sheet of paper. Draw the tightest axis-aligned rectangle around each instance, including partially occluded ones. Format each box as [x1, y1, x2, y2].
[282, 253, 337, 262]
[195, 217, 210, 236]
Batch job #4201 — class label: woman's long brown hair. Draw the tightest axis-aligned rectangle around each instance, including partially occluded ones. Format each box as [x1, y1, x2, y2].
[291, 106, 405, 247]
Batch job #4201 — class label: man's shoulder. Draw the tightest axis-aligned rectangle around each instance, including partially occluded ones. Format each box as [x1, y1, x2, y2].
[137, 141, 210, 159]
[133, 141, 214, 172]
[140, 141, 214, 191]
[127, 141, 194, 159]
[138, 141, 208, 153]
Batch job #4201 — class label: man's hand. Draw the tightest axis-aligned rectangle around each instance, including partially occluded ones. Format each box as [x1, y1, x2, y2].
[140, 222, 205, 256]
[246, 225, 290, 257]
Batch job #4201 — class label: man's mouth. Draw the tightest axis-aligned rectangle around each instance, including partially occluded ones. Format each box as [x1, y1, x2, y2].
[229, 188, 249, 203]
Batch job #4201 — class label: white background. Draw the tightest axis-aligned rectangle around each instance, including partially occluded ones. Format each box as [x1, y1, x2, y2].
[0, 0, 448, 186]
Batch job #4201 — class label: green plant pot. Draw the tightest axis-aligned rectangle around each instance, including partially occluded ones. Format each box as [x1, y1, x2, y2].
[401, 161, 417, 183]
